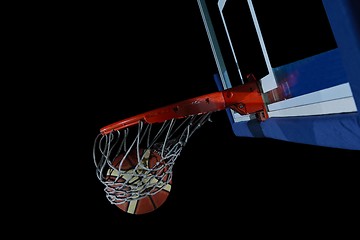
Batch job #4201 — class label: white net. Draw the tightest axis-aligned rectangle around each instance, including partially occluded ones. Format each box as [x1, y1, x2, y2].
[93, 113, 212, 206]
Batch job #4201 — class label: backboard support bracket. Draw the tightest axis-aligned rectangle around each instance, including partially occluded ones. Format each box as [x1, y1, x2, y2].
[223, 74, 269, 121]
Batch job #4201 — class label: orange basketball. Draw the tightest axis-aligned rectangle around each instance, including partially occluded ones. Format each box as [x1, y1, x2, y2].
[105, 148, 172, 215]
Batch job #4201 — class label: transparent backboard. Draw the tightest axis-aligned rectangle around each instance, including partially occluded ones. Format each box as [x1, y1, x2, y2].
[197, 0, 360, 150]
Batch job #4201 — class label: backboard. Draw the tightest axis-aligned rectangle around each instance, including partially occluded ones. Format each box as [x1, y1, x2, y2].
[197, 0, 360, 150]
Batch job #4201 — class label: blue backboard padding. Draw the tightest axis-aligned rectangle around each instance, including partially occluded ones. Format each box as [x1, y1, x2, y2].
[322, 0, 360, 111]
[260, 114, 360, 150]
[229, 114, 360, 150]
[228, 112, 360, 151]
[273, 49, 347, 98]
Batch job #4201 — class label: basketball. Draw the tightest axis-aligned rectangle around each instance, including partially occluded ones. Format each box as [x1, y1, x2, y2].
[105, 148, 172, 215]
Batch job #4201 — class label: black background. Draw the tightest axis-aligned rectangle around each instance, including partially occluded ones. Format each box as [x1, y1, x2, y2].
[13, 0, 359, 232]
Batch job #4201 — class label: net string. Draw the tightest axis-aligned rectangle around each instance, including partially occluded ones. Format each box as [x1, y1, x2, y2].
[93, 112, 212, 205]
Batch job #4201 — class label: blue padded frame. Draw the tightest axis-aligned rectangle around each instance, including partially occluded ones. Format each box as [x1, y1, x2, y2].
[215, 0, 360, 150]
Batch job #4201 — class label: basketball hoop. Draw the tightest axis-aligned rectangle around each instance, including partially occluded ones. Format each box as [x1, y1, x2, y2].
[93, 77, 268, 214]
